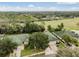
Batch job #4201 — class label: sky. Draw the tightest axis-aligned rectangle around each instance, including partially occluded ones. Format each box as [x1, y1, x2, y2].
[0, 2, 79, 11]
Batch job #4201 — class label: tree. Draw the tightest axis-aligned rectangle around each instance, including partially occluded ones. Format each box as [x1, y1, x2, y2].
[47, 23, 64, 32]
[0, 25, 7, 34]
[0, 37, 17, 57]
[5, 23, 23, 34]
[55, 23, 64, 31]
[28, 32, 49, 49]
[47, 25, 55, 32]
[23, 22, 45, 33]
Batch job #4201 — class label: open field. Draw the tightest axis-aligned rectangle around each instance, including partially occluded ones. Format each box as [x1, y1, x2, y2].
[35, 18, 79, 30]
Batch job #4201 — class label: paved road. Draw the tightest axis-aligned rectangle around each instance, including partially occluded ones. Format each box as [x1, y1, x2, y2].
[45, 41, 57, 56]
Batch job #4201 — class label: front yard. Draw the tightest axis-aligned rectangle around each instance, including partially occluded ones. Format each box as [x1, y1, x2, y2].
[21, 48, 44, 57]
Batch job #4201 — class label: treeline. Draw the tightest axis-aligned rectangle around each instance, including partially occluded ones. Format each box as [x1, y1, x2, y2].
[30, 11, 79, 19]
[0, 11, 79, 22]
[0, 22, 45, 34]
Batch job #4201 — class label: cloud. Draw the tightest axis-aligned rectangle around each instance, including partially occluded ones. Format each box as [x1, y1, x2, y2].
[0, 5, 79, 11]
[27, 4, 35, 7]
[0, 6, 58, 11]
[56, 2, 78, 4]
[0, 6, 25, 11]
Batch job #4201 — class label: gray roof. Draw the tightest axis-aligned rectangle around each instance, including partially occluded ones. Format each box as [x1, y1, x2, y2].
[0, 34, 29, 45]
[8, 34, 29, 45]
[44, 31, 58, 41]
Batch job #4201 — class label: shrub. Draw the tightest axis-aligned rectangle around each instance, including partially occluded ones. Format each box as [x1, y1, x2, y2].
[28, 32, 49, 49]
[47, 25, 55, 32]
[62, 34, 79, 46]
[55, 23, 64, 31]
[0, 27, 6, 34]
[47, 23, 64, 32]
[72, 39, 79, 47]
[56, 41, 66, 48]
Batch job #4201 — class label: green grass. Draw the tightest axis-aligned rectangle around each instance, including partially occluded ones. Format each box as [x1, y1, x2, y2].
[21, 48, 43, 57]
[35, 17, 79, 30]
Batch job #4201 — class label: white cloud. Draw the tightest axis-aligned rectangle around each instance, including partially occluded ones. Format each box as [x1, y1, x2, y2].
[0, 6, 25, 11]
[27, 4, 35, 7]
[0, 6, 58, 11]
[56, 2, 78, 4]
[0, 6, 79, 11]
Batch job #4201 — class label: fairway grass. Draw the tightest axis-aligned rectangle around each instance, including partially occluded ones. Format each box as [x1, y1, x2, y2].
[35, 18, 79, 30]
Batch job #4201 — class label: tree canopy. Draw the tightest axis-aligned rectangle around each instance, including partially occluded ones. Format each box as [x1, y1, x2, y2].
[0, 37, 17, 57]
[28, 32, 49, 49]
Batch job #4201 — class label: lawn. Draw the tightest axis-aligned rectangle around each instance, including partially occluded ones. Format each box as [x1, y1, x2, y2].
[21, 48, 43, 57]
[35, 17, 79, 30]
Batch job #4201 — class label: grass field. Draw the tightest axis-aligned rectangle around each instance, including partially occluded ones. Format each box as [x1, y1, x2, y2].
[21, 48, 43, 56]
[35, 18, 79, 30]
